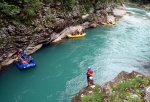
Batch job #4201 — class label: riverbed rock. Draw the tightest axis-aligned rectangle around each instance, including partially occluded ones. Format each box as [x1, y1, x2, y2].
[107, 15, 116, 22]
[113, 6, 127, 17]
[52, 25, 84, 43]
[101, 71, 144, 94]
[2, 58, 15, 67]
[26, 44, 43, 55]
[82, 14, 89, 19]
[82, 22, 90, 28]
[89, 23, 98, 28]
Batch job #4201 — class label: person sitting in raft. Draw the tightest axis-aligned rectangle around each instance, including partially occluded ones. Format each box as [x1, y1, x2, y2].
[88, 76, 94, 86]
[109, 21, 112, 24]
[80, 29, 84, 35]
[15, 56, 19, 62]
[75, 29, 80, 35]
[72, 32, 75, 35]
[21, 60, 27, 64]
[86, 67, 93, 84]
[101, 19, 107, 23]
[17, 49, 22, 58]
[15, 55, 23, 63]
[28, 56, 33, 63]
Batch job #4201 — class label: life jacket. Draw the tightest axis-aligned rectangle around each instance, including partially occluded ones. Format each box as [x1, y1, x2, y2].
[15, 57, 18, 61]
[22, 60, 27, 64]
[86, 70, 93, 76]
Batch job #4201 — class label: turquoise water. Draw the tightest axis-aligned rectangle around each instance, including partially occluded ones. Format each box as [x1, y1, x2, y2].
[0, 5, 150, 102]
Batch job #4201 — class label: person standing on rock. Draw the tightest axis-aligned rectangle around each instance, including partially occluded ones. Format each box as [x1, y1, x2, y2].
[86, 67, 93, 85]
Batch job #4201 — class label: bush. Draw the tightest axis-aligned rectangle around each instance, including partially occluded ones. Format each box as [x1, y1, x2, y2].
[0, 0, 43, 25]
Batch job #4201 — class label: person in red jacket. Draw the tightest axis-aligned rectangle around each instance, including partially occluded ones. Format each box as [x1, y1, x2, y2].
[86, 67, 93, 85]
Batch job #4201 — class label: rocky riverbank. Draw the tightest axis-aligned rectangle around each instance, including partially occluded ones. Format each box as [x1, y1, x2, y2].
[71, 2, 150, 102]
[71, 71, 150, 102]
[124, 2, 150, 10]
[0, 2, 127, 70]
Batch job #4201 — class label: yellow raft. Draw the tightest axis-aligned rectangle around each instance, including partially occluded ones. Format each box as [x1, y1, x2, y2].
[101, 22, 116, 26]
[67, 33, 86, 38]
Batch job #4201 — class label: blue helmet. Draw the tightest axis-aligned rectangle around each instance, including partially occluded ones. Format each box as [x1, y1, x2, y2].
[88, 66, 91, 70]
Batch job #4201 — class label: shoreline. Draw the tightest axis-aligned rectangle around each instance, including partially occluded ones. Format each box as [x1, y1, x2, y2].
[71, 71, 150, 102]
[3, 1, 150, 71]
[0, 3, 127, 71]
[1, 2, 150, 71]
[71, 2, 150, 101]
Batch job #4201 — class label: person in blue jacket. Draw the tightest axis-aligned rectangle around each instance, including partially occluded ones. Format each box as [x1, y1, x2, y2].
[28, 56, 33, 63]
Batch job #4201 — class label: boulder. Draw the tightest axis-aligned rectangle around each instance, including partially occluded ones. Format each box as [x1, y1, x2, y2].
[113, 8, 126, 17]
[90, 23, 98, 28]
[82, 14, 89, 19]
[82, 22, 90, 28]
[52, 25, 84, 43]
[107, 15, 116, 22]
[26, 44, 43, 55]
[2, 58, 15, 67]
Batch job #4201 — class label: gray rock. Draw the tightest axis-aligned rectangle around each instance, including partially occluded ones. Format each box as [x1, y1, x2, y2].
[90, 23, 98, 28]
[72, 6, 80, 17]
[8, 52, 15, 58]
[89, 8, 94, 13]
[26, 44, 43, 55]
[145, 87, 150, 101]
[82, 14, 89, 19]
[113, 8, 126, 17]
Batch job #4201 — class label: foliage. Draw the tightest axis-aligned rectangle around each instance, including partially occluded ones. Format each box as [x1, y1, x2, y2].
[81, 85, 105, 102]
[0, 0, 43, 24]
[0, 3, 20, 16]
[146, 3, 150, 7]
[110, 77, 150, 101]
[80, 76, 150, 102]
[1, 0, 150, 26]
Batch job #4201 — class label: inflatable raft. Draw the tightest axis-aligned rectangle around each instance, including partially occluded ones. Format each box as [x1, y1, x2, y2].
[101, 22, 116, 25]
[67, 33, 86, 38]
[15, 56, 36, 69]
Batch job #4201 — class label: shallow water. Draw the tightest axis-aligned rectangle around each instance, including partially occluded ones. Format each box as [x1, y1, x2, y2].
[0, 4, 150, 102]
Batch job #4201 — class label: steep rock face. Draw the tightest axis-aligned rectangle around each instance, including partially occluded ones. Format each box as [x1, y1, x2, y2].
[101, 71, 144, 94]
[71, 71, 149, 102]
[71, 85, 100, 102]
[0, 2, 125, 70]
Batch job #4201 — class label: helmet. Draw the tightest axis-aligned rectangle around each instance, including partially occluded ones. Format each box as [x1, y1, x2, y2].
[89, 76, 93, 80]
[88, 66, 91, 70]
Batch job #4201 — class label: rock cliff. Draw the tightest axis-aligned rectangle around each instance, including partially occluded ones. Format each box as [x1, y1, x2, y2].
[71, 71, 150, 102]
[0, 2, 126, 70]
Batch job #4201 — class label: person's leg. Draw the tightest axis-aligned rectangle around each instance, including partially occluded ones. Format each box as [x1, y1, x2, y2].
[92, 80, 94, 85]
[87, 76, 90, 85]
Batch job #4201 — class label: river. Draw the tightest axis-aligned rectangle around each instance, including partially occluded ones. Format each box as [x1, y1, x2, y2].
[0, 4, 150, 102]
